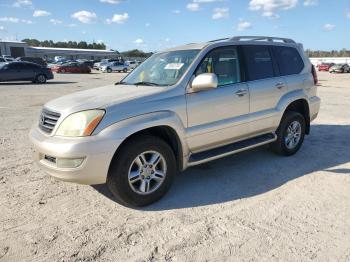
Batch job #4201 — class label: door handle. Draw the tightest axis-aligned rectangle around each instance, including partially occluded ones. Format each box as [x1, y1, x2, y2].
[235, 89, 248, 97]
[275, 82, 284, 89]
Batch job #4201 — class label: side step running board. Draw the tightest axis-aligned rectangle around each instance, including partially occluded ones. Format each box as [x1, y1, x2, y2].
[188, 133, 277, 167]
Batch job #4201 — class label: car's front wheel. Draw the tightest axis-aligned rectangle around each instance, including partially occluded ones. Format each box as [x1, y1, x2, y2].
[123, 68, 128, 73]
[107, 68, 112, 73]
[107, 135, 176, 207]
[270, 111, 306, 156]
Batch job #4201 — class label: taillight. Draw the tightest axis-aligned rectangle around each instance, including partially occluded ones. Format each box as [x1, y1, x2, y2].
[311, 65, 318, 85]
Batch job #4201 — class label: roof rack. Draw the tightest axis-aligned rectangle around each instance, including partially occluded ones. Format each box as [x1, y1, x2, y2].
[230, 36, 296, 44]
[208, 38, 230, 43]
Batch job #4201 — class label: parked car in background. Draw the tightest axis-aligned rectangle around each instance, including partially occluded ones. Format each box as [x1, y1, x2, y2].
[0, 57, 6, 64]
[318, 63, 334, 71]
[51, 62, 91, 74]
[0, 61, 53, 83]
[329, 63, 350, 73]
[30, 35, 320, 206]
[101, 61, 129, 73]
[79, 60, 94, 68]
[16, 57, 47, 67]
[125, 60, 139, 70]
[93, 59, 119, 70]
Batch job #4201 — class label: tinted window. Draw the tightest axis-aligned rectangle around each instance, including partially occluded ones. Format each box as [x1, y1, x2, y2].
[243, 45, 274, 81]
[22, 63, 39, 69]
[0, 58, 5, 62]
[273, 46, 304, 76]
[8, 63, 23, 70]
[196, 46, 241, 86]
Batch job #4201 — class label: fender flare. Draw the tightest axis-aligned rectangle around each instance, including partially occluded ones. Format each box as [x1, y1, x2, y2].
[96, 111, 190, 169]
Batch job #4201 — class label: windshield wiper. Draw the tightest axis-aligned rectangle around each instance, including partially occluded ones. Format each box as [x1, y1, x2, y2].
[115, 81, 128, 85]
[133, 81, 160, 86]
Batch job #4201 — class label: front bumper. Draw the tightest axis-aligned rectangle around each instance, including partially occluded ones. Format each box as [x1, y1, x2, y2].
[29, 126, 122, 185]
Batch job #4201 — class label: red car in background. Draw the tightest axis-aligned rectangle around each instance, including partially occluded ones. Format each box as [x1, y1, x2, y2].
[318, 63, 335, 72]
[51, 62, 91, 74]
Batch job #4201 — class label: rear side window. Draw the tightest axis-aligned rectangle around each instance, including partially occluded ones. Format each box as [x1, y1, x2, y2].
[273, 46, 304, 76]
[196, 46, 241, 86]
[242, 45, 274, 81]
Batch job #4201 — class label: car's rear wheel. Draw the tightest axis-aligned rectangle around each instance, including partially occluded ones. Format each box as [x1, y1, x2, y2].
[270, 111, 306, 156]
[35, 74, 47, 84]
[107, 135, 176, 207]
[107, 68, 112, 73]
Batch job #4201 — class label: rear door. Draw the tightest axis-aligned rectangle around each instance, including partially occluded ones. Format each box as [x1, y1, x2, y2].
[242, 45, 286, 135]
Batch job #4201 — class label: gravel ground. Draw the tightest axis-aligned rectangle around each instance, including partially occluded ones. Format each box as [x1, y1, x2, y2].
[0, 71, 349, 262]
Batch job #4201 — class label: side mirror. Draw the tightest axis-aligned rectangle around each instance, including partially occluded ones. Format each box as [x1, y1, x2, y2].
[190, 73, 218, 93]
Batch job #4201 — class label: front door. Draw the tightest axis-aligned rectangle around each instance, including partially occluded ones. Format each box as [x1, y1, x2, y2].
[186, 46, 250, 153]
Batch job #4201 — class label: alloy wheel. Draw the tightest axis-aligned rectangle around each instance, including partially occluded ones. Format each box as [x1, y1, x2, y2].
[128, 151, 167, 195]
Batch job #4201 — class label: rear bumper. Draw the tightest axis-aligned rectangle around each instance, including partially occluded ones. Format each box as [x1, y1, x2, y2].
[29, 126, 122, 185]
[309, 96, 321, 121]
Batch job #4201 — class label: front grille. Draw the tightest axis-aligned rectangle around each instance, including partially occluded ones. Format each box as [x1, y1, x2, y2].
[38, 108, 61, 134]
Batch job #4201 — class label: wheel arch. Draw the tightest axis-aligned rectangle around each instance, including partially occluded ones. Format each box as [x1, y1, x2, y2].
[110, 125, 184, 173]
[101, 111, 189, 174]
[283, 99, 310, 134]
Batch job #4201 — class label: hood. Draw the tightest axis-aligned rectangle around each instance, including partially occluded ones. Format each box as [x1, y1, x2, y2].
[44, 84, 165, 115]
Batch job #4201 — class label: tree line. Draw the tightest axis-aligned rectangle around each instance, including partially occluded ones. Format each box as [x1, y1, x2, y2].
[22, 39, 107, 50]
[121, 49, 153, 58]
[306, 49, 350, 57]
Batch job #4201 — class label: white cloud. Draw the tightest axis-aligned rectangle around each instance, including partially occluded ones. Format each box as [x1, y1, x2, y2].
[346, 11, 350, 19]
[106, 13, 129, 24]
[50, 19, 63, 25]
[145, 23, 150, 27]
[100, 0, 123, 3]
[303, 0, 318, 6]
[324, 23, 335, 31]
[249, 0, 297, 18]
[212, 7, 229, 19]
[165, 38, 170, 42]
[187, 3, 200, 11]
[0, 17, 32, 24]
[13, 0, 32, 7]
[172, 10, 181, 14]
[134, 38, 144, 44]
[33, 10, 51, 17]
[0, 26, 6, 32]
[236, 20, 252, 31]
[71, 10, 97, 24]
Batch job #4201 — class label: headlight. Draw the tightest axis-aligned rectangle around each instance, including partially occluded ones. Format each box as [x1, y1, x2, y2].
[56, 110, 105, 137]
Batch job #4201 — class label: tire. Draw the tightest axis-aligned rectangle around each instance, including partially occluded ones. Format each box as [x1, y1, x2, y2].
[107, 135, 176, 207]
[270, 111, 306, 156]
[35, 74, 47, 84]
[123, 68, 127, 73]
[107, 68, 112, 73]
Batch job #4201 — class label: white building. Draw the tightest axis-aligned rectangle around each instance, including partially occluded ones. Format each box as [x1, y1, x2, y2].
[0, 41, 120, 60]
[310, 57, 350, 66]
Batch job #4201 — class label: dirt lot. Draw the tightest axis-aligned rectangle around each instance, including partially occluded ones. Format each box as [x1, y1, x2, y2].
[0, 71, 349, 262]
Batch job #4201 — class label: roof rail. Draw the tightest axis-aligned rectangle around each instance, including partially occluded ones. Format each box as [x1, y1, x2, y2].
[230, 36, 296, 44]
[208, 38, 230, 43]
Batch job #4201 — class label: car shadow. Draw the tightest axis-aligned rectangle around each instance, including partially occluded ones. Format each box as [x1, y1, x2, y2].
[0, 81, 77, 85]
[92, 124, 350, 210]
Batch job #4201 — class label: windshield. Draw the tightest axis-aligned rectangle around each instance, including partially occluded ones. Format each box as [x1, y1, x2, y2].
[121, 49, 200, 86]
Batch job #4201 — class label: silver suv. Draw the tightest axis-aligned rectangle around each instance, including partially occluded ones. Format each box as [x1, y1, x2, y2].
[29, 36, 321, 206]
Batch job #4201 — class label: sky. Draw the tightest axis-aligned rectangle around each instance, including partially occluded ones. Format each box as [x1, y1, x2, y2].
[0, 0, 349, 52]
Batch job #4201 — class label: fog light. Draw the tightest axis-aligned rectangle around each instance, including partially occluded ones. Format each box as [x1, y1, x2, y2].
[56, 158, 85, 168]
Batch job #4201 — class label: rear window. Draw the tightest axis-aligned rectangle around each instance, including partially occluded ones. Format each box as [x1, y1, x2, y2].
[242, 45, 275, 81]
[273, 46, 304, 76]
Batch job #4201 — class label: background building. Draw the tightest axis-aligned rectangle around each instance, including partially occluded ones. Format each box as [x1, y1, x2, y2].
[0, 41, 120, 60]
